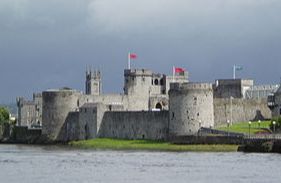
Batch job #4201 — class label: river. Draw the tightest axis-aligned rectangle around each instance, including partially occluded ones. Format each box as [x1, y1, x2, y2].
[0, 144, 280, 183]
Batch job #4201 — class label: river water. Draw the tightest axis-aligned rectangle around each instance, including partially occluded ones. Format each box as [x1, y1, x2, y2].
[0, 144, 280, 183]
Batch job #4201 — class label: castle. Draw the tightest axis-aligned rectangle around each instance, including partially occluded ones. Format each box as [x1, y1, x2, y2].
[17, 68, 278, 142]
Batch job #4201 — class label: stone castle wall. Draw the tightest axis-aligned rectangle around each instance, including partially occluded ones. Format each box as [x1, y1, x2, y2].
[98, 111, 169, 140]
[214, 98, 271, 127]
[169, 83, 214, 136]
[271, 92, 281, 118]
[78, 103, 108, 140]
[16, 94, 42, 128]
[63, 112, 80, 142]
[79, 94, 127, 109]
[42, 89, 81, 141]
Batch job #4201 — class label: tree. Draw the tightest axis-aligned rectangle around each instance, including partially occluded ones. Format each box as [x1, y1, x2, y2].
[0, 107, 9, 124]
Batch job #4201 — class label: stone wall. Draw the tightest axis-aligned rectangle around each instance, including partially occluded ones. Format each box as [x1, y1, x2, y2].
[42, 89, 81, 142]
[98, 111, 169, 140]
[78, 103, 108, 140]
[170, 135, 243, 145]
[149, 95, 169, 110]
[65, 112, 80, 141]
[214, 98, 271, 127]
[79, 94, 126, 109]
[271, 91, 281, 118]
[169, 83, 214, 136]
[16, 93, 42, 128]
[213, 79, 254, 99]
[16, 99, 36, 127]
[11, 126, 41, 143]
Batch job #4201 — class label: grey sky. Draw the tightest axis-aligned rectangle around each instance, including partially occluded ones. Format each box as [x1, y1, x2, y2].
[1, 0, 281, 103]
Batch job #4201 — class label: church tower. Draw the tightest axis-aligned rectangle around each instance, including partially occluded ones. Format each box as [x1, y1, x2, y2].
[85, 69, 102, 95]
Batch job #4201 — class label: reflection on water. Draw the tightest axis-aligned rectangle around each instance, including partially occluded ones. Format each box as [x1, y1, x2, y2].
[0, 144, 281, 183]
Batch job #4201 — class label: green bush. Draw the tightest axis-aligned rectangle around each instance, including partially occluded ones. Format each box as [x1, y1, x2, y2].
[0, 107, 9, 125]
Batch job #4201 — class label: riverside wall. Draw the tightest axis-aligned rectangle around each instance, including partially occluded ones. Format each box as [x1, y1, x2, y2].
[214, 98, 271, 127]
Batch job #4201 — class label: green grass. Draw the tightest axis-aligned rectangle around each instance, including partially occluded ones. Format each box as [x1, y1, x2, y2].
[69, 138, 238, 152]
[217, 120, 271, 134]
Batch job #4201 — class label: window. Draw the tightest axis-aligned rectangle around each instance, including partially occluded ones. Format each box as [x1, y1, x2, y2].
[154, 79, 159, 85]
[193, 97, 197, 105]
[160, 78, 164, 85]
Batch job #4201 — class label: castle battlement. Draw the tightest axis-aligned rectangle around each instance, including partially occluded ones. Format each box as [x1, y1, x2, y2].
[170, 82, 213, 91]
[124, 69, 153, 77]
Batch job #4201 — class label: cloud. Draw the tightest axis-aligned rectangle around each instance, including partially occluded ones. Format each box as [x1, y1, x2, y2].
[1, 0, 281, 103]
[87, 0, 281, 37]
[0, 0, 90, 32]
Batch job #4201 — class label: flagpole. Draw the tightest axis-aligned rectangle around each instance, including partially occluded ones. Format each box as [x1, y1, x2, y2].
[233, 65, 236, 79]
[173, 66, 175, 82]
[128, 52, 131, 70]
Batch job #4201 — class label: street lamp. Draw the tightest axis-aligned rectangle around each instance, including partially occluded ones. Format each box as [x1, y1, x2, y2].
[230, 96, 233, 125]
[272, 121, 276, 138]
[248, 121, 252, 137]
[258, 120, 261, 129]
[227, 120, 230, 136]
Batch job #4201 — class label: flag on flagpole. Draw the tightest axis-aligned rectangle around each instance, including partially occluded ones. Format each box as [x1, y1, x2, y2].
[233, 65, 243, 79]
[235, 65, 243, 71]
[173, 66, 185, 82]
[128, 52, 137, 69]
[174, 67, 185, 73]
[129, 53, 137, 59]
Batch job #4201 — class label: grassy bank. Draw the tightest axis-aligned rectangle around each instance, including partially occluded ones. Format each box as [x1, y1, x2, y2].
[69, 138, 238, 152]
[217, 121, 271, 134]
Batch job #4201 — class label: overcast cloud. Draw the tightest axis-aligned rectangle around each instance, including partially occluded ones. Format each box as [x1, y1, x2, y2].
[1, 0, 281, 103]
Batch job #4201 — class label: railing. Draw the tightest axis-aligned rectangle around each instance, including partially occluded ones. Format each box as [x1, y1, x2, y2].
[245, 134, 281, 140]
[199, 127, 244, 137]
[199, 127, 281, 141]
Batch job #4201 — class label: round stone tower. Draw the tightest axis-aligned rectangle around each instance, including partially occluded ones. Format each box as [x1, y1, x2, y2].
[168, 82, 214, 137]
[42, 89, 81, 141]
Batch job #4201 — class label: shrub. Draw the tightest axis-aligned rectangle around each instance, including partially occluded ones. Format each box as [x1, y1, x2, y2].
[270, 117, 281, 132]
[0, 107, 9, 125]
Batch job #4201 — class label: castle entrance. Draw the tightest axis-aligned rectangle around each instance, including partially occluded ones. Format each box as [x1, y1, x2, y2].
[155, 103, 162, 110]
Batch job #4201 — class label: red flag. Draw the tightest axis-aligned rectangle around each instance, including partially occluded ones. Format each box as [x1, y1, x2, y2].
[175, 67, 185, 73]
[129, 53, 137, 59]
